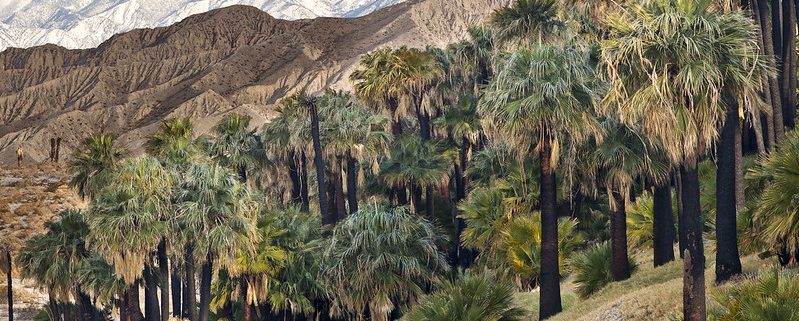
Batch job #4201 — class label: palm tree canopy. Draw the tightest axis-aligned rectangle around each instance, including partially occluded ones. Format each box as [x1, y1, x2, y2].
[317, 89, 391, 160]
[600, 0, 766, 166]
[261, 93, 312, 156]
[322, 203, 448, 321]
[380, 134, 454, 188]
[174, 162, 259, 267]
[17, 209, 91, 300]
[749, 130, 799, 252]
[204, 113, 265, 173]
[146, 117, 200, 165]
[404, 271, 526, 321]
[479, 42, 602, 168]
[583, 120, 669, 201]
[69, 133, 126, 200]
[87, 156, 173, 283]
[351, 47, 444, 118]
[490, 0, 563, 44]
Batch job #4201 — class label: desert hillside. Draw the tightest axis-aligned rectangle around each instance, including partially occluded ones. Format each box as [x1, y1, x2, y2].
[0, 0, 508, 165]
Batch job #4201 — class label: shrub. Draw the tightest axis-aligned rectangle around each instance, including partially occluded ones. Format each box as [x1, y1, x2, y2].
[571, 242, 637, 299]
[710, 267, 799, 321]
[404, 270, 526, 321]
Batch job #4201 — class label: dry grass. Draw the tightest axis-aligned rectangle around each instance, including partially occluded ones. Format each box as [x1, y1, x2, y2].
[515, 247, 770, 321]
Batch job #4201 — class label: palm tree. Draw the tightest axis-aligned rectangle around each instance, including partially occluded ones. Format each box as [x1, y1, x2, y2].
[458, 186, 582, 290]
[380, 134, 453, 218]
[87, 156, 174, 321]
[318, 90, 391, 217]
[146, 117, 201, 321]
[225, 210, 287, 321]
[204, 114, 264, 183]
[17, 209, 100, 321]
[749, 130, 799, 259]
[321, 203, 448, 321]
[261, 95, 312, 209]
[434, 93, 482, 265]
[146, 117, 199, 166]
[601, 0, 765, 318]
[479, 43, 601, 319]
[584, 120, 667, 281]
[69, 133, 126, 200]
[490, 0, 562, 45]
[266, 206, 326, 320]
[404, 271, 526, 321]
[0, 236, 21, 321]
[173, 162, 259, 321]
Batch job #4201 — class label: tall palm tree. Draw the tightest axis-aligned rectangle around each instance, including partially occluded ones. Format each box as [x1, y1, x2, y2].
[584, 120, 667, 281]
[173, 162, 259, 321]
[261, 95, 311, 209]
[226, 210, 287, 321]
[146, 117, 201, 321]
[434, 93, 482, 265]
[87, 156, 174, 321]
[318, 90, 391, 217]
[0, 236, 21, 321]
[17, 209, 100, 321]
[380, 134, 453, 218]
[391, 47, 444, 142]
[204, 114, 265, 183]
[322, 203, 448, 321]
[69, 133, 126, 200]
[601, 0, 765, 318]
[480, 43, 601, 319]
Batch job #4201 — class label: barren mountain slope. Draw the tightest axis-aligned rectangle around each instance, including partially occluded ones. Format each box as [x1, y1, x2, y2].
[0, 0, 508, 164]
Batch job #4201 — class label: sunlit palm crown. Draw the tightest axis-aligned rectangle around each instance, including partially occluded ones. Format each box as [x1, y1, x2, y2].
[479, 43, 602, 165]
[600, 0, 767, 166]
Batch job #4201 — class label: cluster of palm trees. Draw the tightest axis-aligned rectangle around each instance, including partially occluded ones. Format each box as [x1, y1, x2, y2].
[4, 0, 799, 321]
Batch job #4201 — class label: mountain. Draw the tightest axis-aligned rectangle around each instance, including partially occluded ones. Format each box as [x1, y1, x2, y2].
[0, 0, 407, 51]
[0, 0, 508, 164]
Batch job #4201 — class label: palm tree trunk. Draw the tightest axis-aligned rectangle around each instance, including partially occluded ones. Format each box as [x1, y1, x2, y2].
[5, 250, 12, 321]
[127, 280, 144, 321]
[170, 264, 182, 318]
[653, 183, 675, 267]
[75, 287, 96, 321]
[143, 264, 161, 321]
[157, 241, 169, 321]
[396, 185, 408, 206]
[120, 298, 129, 321]
[289, 150, 302, 204]
[47, 291, 59, 321]
[199, 253, 212, 321]
[782, 0, 798, 130]
[538, 136, 562, 320]
[679, 163, 706, 321]
[716, 103, 743, 283]
[772, 0, 783, 57]
[416, 97, 431, 142]
[425, 187, 435, 220]
[241, 275, 255, 321]
[758, 0, 786, 145]
[346, 152, 359, 215]
[675, 172, 687, 258]
[300, 151, 310, 211]
[310, 101, 331, 224]
[334, 157, 347, 222]
[184, 246, 197, 321]
[411, 185, 423, 215]
[610, 190, 631, 281]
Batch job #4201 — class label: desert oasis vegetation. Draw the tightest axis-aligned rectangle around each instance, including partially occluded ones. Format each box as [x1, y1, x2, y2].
[2, 0, 799, 320]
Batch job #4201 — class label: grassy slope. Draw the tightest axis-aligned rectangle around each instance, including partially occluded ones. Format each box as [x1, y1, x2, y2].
[514, 248, 769, 321]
